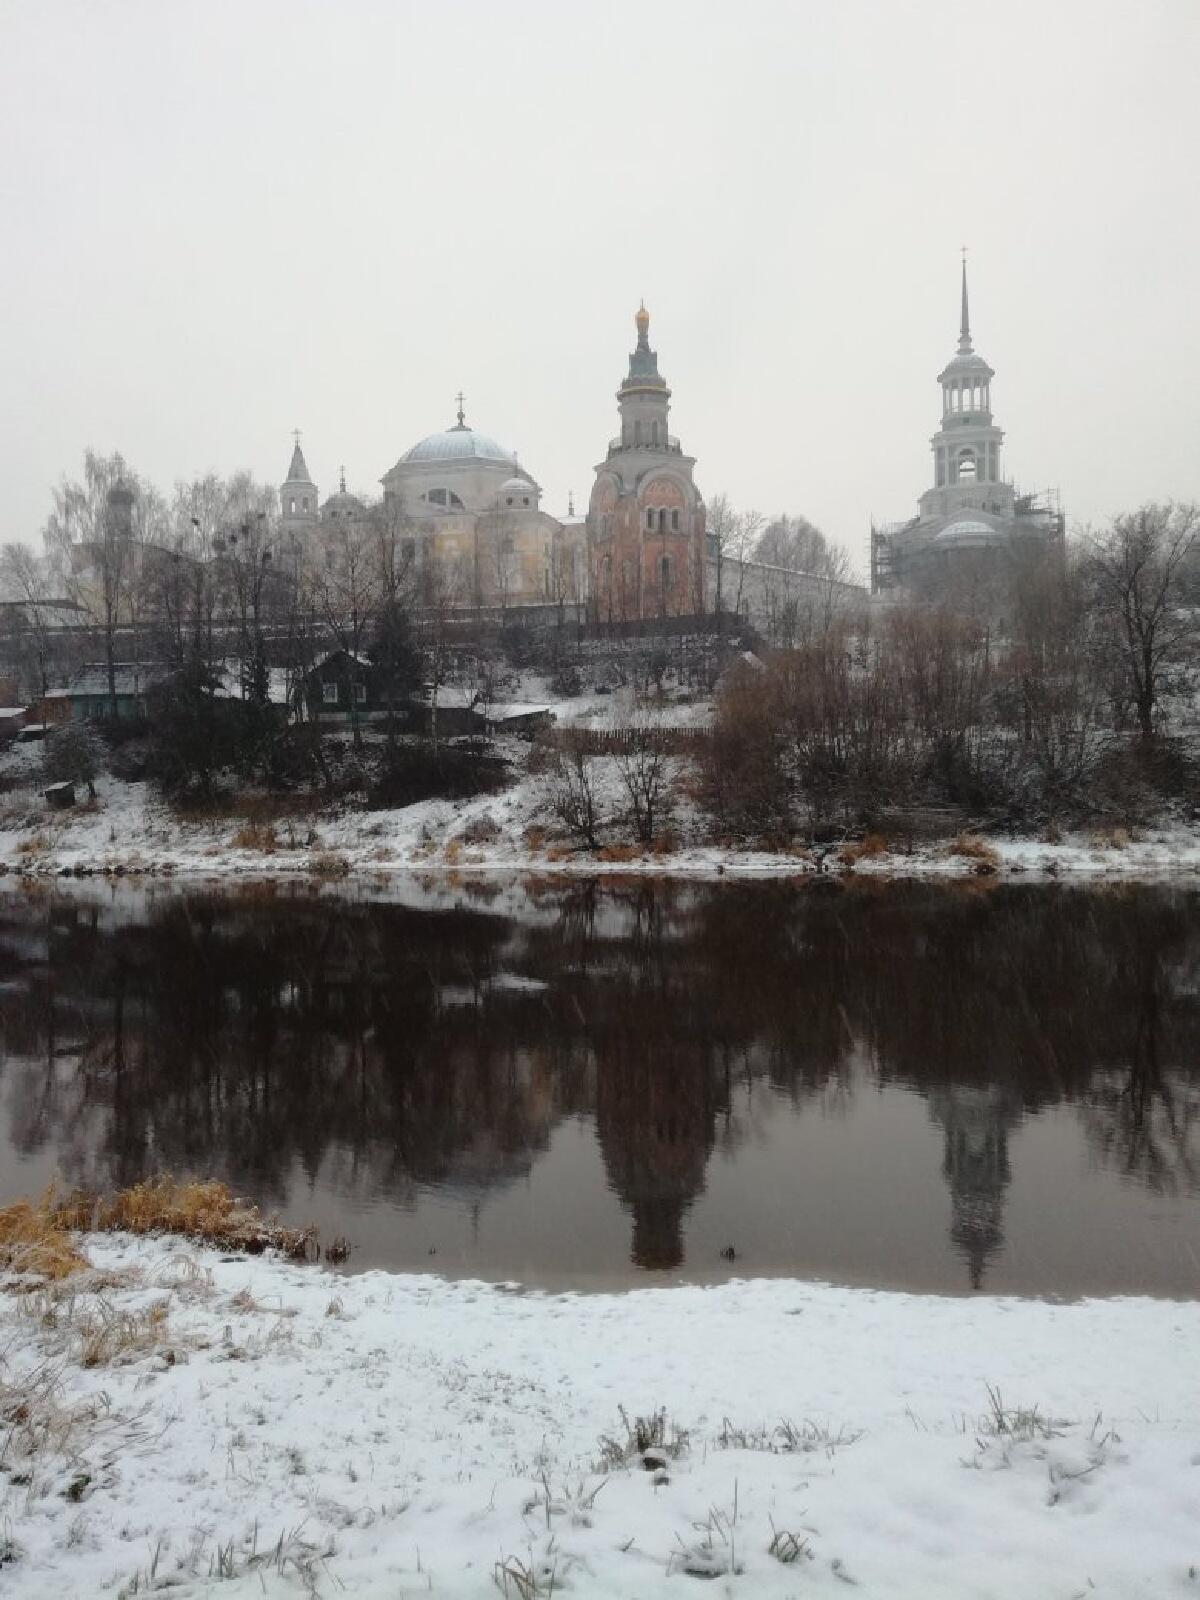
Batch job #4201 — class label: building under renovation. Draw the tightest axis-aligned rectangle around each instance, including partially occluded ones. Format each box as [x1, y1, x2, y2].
[871, 262, 1064, 605]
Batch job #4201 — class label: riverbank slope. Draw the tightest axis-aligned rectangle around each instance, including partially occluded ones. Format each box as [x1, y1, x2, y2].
[4, 1234, 1198, 1597]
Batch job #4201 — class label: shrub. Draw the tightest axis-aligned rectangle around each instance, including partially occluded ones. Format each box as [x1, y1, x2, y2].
[368, 738, 510, 809]
[42, 725, 103, 794]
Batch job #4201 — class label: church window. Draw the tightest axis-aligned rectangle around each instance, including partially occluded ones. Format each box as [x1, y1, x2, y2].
[645, 508, 655, 530]
[671, 509, 680, 531]
[660, 554, 674, 588]
[658, 509, 667, 533]
[958, 450, 977, 482]
[289, 497, 296, 515]
[302, 496, 310, 513]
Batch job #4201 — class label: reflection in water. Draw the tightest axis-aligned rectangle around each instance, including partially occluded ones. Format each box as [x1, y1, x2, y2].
[0, 877, 1198, 1294]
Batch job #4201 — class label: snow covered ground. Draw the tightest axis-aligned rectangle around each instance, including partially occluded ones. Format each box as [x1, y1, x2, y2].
[1, 764, 1199, 884]
[4, 1234, 1199, 1598]
[3, 718, 1200, 883]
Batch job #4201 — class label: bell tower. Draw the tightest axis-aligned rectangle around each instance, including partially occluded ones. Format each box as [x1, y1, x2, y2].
[616, 303, 672, 450]
[919, 259, 1014, 521]
[280, 432, 319, 539]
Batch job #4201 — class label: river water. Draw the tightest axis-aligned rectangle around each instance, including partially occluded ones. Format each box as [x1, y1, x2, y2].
[0, 874, 1196, 1297]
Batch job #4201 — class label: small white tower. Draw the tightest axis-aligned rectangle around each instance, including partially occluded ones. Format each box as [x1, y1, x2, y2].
[919, 259, 1014, 522]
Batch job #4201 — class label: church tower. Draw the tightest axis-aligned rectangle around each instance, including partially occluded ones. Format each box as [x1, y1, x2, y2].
[587, 305, 705, 623]
[280, 435, 319, 540]
[918, 260, 1014, 522]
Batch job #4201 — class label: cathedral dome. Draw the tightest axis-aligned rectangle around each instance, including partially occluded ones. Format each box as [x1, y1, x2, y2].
[934, 516, 1007, 547]
[401, 427, 516, 466]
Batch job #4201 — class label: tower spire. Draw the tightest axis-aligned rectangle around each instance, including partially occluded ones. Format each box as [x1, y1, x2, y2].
[958, 248, 972, 354]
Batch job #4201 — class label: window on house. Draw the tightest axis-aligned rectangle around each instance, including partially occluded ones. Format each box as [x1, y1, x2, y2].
[322, 681, 339, 706]
[354, 682, 367, 705]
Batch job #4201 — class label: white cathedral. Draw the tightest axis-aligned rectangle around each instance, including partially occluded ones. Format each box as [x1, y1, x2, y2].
[278, 396, 587, 613]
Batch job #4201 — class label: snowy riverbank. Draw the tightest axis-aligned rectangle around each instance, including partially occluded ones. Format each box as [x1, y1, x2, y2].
[4, 1234, 1200, 1597]
[2, 768, 1200, 884]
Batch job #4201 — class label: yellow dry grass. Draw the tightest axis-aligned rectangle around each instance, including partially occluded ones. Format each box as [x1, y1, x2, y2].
[839, 832, 890, 866]
[1, 1177, 320, 1287]
[596, 842, 641, 864]
[949, 833, 1000, 870]
[0, 1191, 89, 1280]
[58, 1177, 318, 1260]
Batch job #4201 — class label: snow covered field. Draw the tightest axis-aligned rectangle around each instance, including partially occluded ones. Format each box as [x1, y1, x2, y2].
[4, 1235, 1199, 1598]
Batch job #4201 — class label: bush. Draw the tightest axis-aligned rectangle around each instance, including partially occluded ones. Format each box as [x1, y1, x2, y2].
[41, 725, 103, 794]
[368, 738, 510, 809]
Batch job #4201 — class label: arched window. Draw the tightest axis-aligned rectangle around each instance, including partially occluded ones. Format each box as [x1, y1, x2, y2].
[645, 508, 655, 530]
[426, 488, 448, 507]
[289, 497, 296, 515]
[660, 554, 674, 588]
[658, 509, 667, 533]
[671, 509, 680, 531]
[302, 496, 310, 512]
[957, 449, 977, 482]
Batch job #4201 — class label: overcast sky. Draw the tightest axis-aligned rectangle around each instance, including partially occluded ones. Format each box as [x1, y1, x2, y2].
[2, 0, 1197, 576]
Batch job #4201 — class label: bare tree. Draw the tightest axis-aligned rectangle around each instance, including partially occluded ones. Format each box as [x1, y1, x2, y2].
[548, 740, 603, 848]
[1087, 503, 1199, 741]
[615, 717, 673, 844]
[0, 544, 59, 698]
[43, 451, 163, 719]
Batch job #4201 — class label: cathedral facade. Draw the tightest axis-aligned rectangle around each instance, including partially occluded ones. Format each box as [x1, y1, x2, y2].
[278, 407, 586, 613]
[871, 262, 1064, 604]
[278, 305, 707, 622]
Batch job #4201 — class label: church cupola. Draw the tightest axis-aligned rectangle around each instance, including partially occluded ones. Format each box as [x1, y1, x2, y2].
[616, 302, 672, 451]
[919, 258, 1013, 520]
[280, 432, 318, 537]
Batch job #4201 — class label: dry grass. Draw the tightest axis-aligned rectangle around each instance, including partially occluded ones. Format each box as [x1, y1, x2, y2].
[523, 824, 547, 851]
[1090, 824, 1134, 850]
[55, 1177, 319, 1262]
[949, 833, 1000, 869]
[308, 851, 350, 878]
[0, 1192, 89, 1280]
[595, 842, 641, 864]
[839, 832, 890, 866]
[443, 839, 462, 864]
[77, 1299, 172, 1367]
[232, 820, 278, 853]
